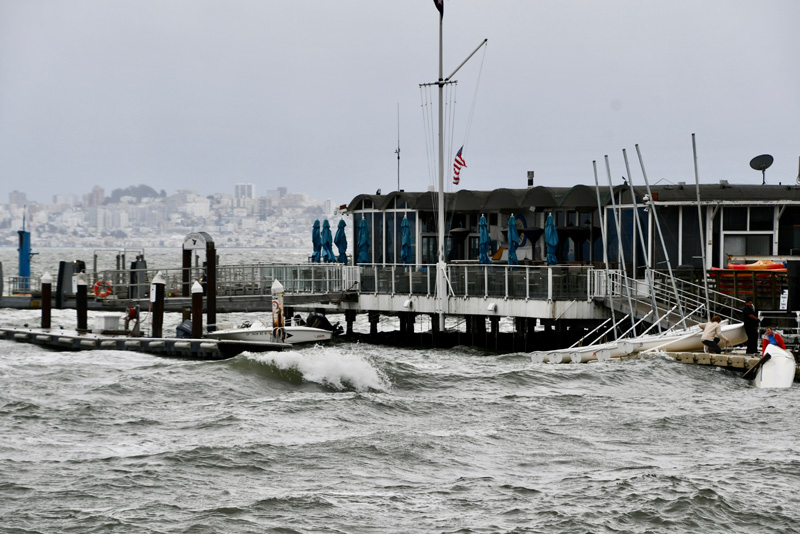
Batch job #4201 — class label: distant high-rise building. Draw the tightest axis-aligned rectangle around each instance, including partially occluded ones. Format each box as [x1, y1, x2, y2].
[84, 186, 105, 207]
[277, 187, 288, 198]
[9, 190, 27, 206]
[235, 183, 255, 200]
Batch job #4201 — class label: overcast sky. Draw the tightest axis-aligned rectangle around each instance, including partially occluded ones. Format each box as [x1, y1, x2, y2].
[1, 0, 798, 206]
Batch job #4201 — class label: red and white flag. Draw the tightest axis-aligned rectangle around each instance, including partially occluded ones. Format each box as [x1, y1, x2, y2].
[453, 146, 466, 185]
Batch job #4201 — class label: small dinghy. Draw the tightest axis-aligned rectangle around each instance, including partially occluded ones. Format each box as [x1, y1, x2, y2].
[743, 344, 797, 389]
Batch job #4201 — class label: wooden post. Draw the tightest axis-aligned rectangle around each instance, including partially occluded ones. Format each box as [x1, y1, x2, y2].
[76, 273, 88, 333]
[41, 272, 52, 329]
[345, 309, 356, 335]
[151, 271, 166, 338]
[490, 316, 500, 350]
[206, 242, 217, 332]
[191, 280, 204, 339]
[369, 311, 379, 335]
[182, 249, 192, 297]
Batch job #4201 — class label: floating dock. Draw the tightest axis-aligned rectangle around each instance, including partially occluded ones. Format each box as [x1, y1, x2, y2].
[0, 327, 290, 360]
[619, 350, 800, 381]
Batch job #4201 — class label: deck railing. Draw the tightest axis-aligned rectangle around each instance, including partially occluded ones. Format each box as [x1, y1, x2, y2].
[358, 264, 594, 301]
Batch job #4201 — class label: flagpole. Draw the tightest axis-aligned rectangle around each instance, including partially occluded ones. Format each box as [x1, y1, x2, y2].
[436, 8, 447, 331]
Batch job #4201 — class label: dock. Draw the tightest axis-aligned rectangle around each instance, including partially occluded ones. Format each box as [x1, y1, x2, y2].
[616, 350, 800, 381]
[0, 327, 290, 360]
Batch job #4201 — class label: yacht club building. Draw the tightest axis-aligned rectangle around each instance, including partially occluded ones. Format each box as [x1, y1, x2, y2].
[346, 182, 800, 272]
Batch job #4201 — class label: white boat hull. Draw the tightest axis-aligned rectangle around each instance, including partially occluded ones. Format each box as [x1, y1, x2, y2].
[530, 323, 748, 364]
[206, 322, 333, 345]
[754, 345, 796, 389]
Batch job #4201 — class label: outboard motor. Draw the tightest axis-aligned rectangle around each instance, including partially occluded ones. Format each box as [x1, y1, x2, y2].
[305, 312, 343, 336]
[176, 319, 193, 339]
[306, 312, 333, 330]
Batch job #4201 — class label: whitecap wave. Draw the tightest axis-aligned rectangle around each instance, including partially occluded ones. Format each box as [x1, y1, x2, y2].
[246, 346, 390, 392]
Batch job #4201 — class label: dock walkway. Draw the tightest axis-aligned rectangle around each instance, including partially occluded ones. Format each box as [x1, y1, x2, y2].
[0, 327, 290, 360]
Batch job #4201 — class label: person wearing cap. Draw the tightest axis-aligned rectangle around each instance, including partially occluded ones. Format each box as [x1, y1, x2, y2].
[741, 298, 759, 354]
[761, 326, 787, 355]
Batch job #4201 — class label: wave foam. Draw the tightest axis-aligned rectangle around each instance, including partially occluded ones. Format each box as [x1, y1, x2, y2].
[246, 346, 390, 392]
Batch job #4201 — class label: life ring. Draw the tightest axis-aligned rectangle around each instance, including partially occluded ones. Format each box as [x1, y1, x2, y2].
[93, 279, 113, 298]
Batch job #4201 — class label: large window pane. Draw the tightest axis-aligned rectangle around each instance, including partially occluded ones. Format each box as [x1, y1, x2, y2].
[723, 207, 747, 231]
[749, 207, 773, 231]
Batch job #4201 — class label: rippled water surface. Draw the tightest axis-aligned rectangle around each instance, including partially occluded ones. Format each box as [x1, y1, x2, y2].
[2, 320, 799, 533]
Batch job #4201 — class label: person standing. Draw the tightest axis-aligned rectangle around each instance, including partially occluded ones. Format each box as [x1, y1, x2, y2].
[761, 326, 787, 354]
[741, 298, 759, 354]
[699, 316, 729, 354]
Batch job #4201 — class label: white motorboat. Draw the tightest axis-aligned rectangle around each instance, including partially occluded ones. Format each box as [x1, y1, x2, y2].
[204, 313, 341, 346]
[205, 321, 333, 345]
[748, 344, 797, 389]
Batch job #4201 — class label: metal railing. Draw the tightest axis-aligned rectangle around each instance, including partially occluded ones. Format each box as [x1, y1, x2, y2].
[89, 263, 345, 300]
[8, 276, 40, 296]
[606, 269, 749, 326]
[358, 263, 593, 301]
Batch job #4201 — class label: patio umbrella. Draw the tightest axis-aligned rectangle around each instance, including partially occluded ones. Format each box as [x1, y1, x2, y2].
[311, 220, 321, 263]
[507, 214, 519, 265]
[479, 214, 491, 264]
[400, 216, 413, 264]
[321, 220, 336, 263]
[357, 218, 371, 264]
[545, 213, 559, 265]
[334, 219, 348, 264]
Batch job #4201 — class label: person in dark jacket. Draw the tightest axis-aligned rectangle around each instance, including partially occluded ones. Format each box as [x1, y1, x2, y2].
[741, 299, 759, 354]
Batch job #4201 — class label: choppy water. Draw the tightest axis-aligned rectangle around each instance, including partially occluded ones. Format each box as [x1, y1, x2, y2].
[2, 247, 800, 532]
[2, 315, 799, 533]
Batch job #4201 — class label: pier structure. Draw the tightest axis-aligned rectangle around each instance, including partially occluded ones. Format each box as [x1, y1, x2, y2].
[3, 181, 800, 351]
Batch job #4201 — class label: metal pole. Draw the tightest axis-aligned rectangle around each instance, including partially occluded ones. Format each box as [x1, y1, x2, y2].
[635, 144, 687, 329]
[691, 134, 711, 319]
[605, 156, 636, 333]
[622, 148, 662, 333]
[395, 103, 400, 192]
[593, 161, 617, 339]
[436, 12, 447, 331]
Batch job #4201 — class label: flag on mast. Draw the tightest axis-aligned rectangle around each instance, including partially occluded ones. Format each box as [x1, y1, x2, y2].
[432, 0, 443, 18]
[453, 146, 466, 185]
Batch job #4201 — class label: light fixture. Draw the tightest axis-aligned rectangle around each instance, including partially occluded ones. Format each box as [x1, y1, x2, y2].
[487, 303, 497, 312]
[403, 299, 412, 309]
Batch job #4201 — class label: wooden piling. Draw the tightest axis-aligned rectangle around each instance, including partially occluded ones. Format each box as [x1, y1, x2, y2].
[151, 272, 165, 338]
[41, 272, 52, 329]
[191, 281, 203, 339]
[76, 274, 88, 333]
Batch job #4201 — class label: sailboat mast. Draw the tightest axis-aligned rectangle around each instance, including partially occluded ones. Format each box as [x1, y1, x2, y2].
[395, 103, 400, 192]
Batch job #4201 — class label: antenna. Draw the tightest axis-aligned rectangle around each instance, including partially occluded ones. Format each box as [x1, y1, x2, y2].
[749, 154, 773, 185]
[395, 103, 400, 191]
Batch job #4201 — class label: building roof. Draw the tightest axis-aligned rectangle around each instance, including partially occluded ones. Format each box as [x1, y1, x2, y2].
[347, 183, 800, 213]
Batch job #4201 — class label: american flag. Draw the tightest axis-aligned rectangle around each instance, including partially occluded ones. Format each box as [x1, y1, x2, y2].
[453, 146, 466, 185]
[432, 0, 443, 19]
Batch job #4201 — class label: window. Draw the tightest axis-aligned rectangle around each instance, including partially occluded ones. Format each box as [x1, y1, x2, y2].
[749, 207, 773, 231]
[723, 207, 747, 231]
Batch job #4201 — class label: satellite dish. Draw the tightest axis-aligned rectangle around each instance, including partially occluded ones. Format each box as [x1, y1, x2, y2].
[749, 154, 773, 185]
